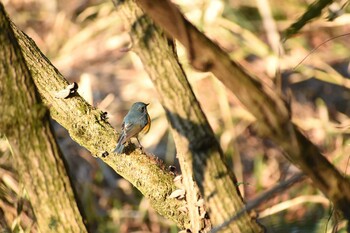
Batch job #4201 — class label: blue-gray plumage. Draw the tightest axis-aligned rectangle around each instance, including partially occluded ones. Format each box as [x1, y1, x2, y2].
[113, 102, 151, 154]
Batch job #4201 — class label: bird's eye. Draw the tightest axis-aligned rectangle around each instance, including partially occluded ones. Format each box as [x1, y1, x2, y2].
[140, 106, 145, 112]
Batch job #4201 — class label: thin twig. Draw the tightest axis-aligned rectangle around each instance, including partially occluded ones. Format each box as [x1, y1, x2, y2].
[211, 173, 305, 233]
[293, 32, 350, 70]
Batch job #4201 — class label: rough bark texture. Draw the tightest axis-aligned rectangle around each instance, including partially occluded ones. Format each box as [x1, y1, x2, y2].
[115, 1, 265, 232]
[5, 4, 190, 230]
[0, 4, 88, 233]
[134, 0, 350, 222]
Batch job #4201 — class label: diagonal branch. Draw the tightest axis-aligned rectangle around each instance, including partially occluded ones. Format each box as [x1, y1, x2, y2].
[8, 12, 190, 229]
[134, 0, 350, 222]
[283, 0, 334, 40]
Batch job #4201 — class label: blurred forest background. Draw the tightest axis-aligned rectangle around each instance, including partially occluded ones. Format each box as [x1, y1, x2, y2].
[1, 0, 350, 232]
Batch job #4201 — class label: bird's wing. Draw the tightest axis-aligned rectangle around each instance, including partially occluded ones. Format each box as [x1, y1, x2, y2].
[120, 121, 142, 144]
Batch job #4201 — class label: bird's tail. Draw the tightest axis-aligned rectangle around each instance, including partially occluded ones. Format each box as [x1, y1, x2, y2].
[113, 133, 125, 154]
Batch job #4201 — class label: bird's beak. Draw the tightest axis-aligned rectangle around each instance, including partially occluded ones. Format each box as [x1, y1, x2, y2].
[146, 103, 150, 106]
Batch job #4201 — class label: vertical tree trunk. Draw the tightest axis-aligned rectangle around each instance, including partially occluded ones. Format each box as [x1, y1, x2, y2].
[115, 1, 264, 232]
[0, 4, 88, 233]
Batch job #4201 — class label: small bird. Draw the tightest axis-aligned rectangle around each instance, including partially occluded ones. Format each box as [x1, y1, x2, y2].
[113, 102, 151, 154]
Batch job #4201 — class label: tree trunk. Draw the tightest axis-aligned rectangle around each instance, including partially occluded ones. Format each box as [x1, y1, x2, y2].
[0, 4, 88, 232]
[115, 1, 265, 232]
[134, 0, 350, 223]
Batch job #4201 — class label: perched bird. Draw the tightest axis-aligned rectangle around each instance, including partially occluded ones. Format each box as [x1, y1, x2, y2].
[113, 102, 151, 154]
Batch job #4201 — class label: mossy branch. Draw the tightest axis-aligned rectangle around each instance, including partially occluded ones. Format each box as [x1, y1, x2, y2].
[6, 7, 190, 229]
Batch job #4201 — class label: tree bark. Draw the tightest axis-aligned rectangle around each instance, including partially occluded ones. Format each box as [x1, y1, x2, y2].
[134, 0, 350, 222]
[114, 1, 265, 232]
[4, 3, 191, 230]
[0, 3, 88, 233]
